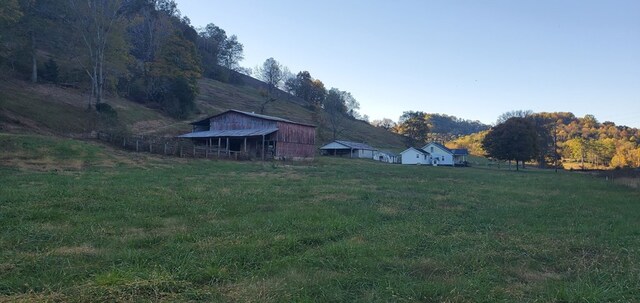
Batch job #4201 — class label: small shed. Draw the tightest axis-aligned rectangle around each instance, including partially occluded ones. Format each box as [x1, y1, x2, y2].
[373, 150, 400, 163]
[320, 140, 377, 159]
[400, 147, 430, 165]
[179, 110, 316, 160]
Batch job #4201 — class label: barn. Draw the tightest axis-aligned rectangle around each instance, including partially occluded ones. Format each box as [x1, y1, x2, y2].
[179, 110, 316, 160]
[319, 140, 377, 159]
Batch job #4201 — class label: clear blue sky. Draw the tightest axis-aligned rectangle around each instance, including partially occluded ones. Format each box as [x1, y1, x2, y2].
[176, 1, 640, 127]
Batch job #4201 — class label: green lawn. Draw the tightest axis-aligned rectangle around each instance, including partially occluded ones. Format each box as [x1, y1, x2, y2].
[1, 135, 639, 302]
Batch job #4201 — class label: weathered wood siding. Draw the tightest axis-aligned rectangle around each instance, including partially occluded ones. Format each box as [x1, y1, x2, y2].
[275, 121, 316, 158]
[209, 112, 277, 130]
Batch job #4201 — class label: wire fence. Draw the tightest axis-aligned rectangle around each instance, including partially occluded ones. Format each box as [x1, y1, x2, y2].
[95, 131, 252, 160]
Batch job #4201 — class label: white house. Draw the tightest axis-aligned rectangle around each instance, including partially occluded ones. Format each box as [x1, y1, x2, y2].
[320, 140, 377, 159]
[400, 147, 430, 165]
[421, 142, 469, 166]
[400, 142, 469, 166]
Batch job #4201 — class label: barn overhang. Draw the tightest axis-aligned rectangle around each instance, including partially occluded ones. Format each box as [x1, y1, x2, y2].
[178, 128, 278, 138]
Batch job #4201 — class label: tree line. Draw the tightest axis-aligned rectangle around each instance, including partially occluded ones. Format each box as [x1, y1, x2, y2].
[369, 111, 489, 146]
[451, 111, 640, 169]
[0, 0, 246, 119]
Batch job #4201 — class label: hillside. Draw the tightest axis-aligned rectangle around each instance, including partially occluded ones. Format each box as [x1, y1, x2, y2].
[0, 76, 406, 150]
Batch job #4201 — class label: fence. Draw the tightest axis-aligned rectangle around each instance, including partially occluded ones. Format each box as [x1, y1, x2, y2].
[95, 131, 253, 160]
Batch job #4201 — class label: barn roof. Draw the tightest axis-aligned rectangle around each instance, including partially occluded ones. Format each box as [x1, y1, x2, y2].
[320, 140, 377, 151]
[178, 128, 278, 138]
[191, 110, 315, 127]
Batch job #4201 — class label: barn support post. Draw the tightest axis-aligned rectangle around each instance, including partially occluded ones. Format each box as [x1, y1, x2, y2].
[149, 143, 152, 153]
[218, 138, 221, 157]
[164, 143, 167, 155]
[180, 144, 183, 157]
[226, 137, 230, 157]
[123, 137, 126, 147]
[193, 145, 196, 157]
[350, 148, 353, 158]
[136, 140, 139, 152]
[262, 134, 265, 161]
[244, 137, 247, 152]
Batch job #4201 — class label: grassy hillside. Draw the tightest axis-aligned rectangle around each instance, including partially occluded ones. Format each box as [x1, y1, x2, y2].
[1, 134, 639, 302]
[0, 76, 405, 150]
[193, 78, 405, 149]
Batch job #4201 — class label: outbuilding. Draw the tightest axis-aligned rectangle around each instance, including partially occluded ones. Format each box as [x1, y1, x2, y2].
[320, 140, 377, 159]
[179, 110, 316, 160]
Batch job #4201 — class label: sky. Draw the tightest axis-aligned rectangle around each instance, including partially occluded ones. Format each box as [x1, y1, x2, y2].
[176, 0, 640, 128]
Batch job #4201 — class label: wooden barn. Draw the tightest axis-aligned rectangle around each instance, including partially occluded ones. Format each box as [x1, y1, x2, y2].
[179, 110, 316, 160]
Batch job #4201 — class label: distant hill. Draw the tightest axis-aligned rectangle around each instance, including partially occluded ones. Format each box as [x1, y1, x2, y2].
[424, 113, 489, 135]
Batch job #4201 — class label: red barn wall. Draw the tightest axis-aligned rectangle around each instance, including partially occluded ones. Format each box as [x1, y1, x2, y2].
[275, 122, 316, 159]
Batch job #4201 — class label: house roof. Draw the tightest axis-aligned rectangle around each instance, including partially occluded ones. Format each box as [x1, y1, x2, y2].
[423, 142, 469, 156]
[451, 148, 469, 155]
[319, 140, 377, 151]
[178, 128, 278, 138]
[400, 147, 430, 155]
[191, 110, 316, 127]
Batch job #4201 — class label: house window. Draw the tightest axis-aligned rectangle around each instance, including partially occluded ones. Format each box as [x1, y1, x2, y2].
[416, 154, 419, 158]
[441, 156, 444, 161]
[430, 147, 434, 153]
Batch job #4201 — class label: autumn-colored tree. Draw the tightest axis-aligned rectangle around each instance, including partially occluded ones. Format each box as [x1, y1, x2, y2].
[396, 111, 430, 146]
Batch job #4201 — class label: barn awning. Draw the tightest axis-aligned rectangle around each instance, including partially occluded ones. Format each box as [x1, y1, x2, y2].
[178, 128, 278, 138]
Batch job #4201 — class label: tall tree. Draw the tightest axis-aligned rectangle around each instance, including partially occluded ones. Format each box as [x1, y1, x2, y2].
[324, 87, 348, 140]
[482, 117, 538, 170]
[396, 111, 430, 146]
[218, 34, 243, 70]
[69, 0, 127, 108]
[285, 71, 326, 106]
[255, 57, 285, 113]
[255, 57, 284, 94]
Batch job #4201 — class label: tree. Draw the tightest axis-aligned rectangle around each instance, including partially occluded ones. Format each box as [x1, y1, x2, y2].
[0, 0, 22, 57]
[496, 109, 533, 125]
[255, 57, 284, 94]
[482, 117, 538, 170]
[218, 34, 243, 70]
[372, 118, 396, 130]
[69, 0, 127, 108]
[396, 111, 429, 146]
[255, 57, 285, 113]
[324, 87, 348, 140]
[285, 71, 326, 106]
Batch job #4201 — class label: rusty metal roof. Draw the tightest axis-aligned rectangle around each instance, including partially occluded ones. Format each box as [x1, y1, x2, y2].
[191, 110, 316, 127]
[178, 128, 278, 138]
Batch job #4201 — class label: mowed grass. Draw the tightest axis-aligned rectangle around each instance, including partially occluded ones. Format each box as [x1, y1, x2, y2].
[1, 136, 639, 302]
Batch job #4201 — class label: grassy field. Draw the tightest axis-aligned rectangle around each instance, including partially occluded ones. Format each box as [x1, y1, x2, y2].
[1, 135, 639, 302]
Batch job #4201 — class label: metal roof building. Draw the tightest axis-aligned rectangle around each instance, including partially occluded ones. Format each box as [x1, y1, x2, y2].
[179, 110, 316, 160]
